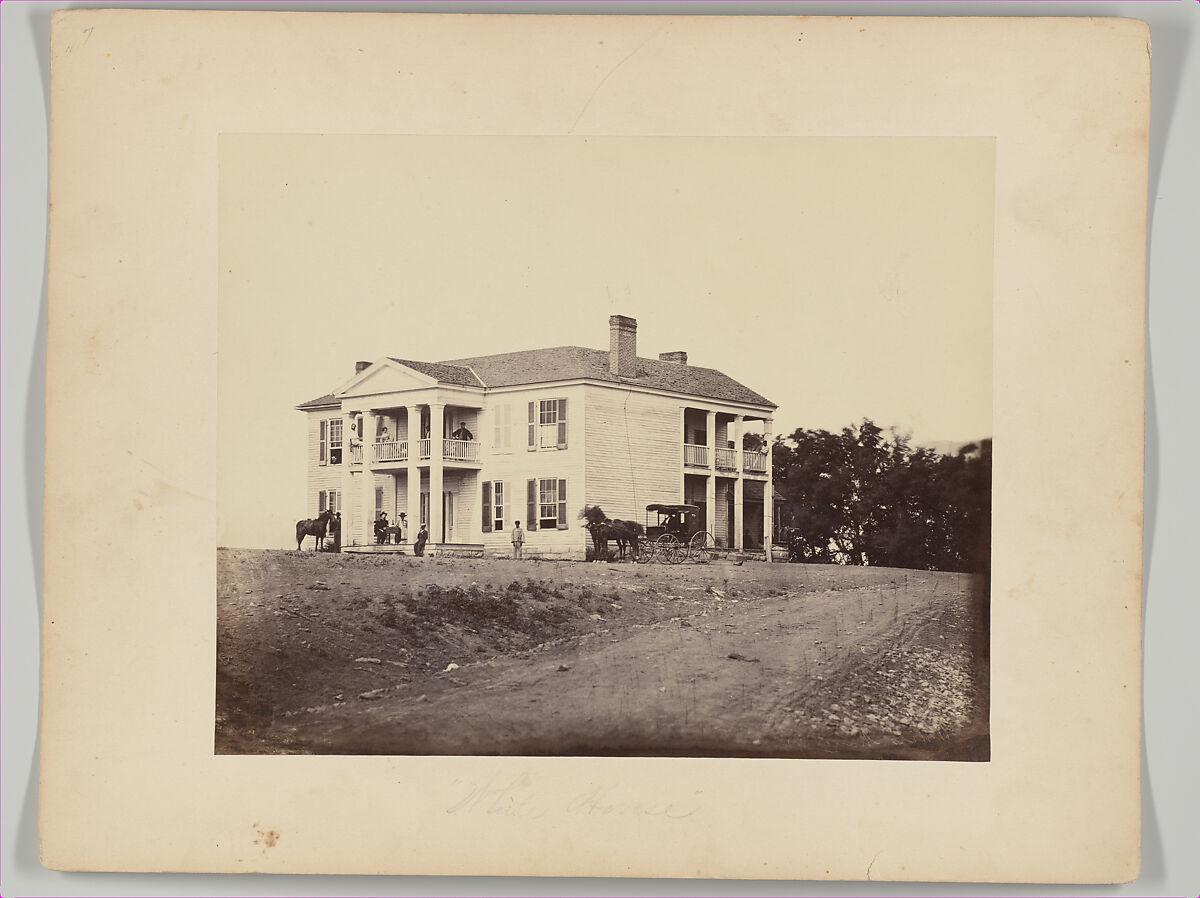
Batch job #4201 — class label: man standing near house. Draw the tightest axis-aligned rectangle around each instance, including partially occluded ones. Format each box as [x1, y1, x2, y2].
[414, 523, 429, 557]
[511, 520, 524, 560]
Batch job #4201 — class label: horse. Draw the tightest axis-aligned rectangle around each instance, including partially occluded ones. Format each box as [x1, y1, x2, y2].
[295, 509, 334, 551]
[580, 506, 611, 560]
[606, 519, 643, 561]
[579, 506, 643, 561]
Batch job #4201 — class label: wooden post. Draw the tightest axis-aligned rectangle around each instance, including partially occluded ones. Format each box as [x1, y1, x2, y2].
[733, 414, 744, 551]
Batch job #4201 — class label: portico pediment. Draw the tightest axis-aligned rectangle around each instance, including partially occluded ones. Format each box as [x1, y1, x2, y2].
[338, 360, 435, 399]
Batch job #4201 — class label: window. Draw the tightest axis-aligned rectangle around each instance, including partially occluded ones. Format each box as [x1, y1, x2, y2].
[375, 487, 384, 518]
[320, 417, 344, 465]
[482, 480, 504, 532]
[492, 404, 513, 453]
[318, 489, 341, 515]
[526, 478, 567, 531]
[527, 398, 568, 450]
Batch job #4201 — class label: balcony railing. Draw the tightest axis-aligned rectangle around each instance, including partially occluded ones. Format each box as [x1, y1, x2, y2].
[714, 447, 738, 470]
[348, 444, 363, 465]
[443, 439, 480, 462]
[417, 438, 432, 460]
[683, 443, 709, 467]
[374, 439, 407, 462]
[743, 450, 769, 473]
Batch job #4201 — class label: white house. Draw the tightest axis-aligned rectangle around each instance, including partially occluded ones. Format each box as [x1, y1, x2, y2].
[297, 316, 777, 558]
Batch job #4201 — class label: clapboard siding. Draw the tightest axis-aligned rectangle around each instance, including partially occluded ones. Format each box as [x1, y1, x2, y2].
[475, 383, 589, 558]
[584, 385, 683, 526]
[714, 478, 733, 546]
[306, 409, 343, 515]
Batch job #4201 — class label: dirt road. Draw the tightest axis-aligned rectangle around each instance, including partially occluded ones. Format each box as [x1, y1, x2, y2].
[218, 550, 988, 760]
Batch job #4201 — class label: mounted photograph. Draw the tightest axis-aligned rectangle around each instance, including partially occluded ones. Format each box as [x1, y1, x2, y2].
[216, 134, 994, 759]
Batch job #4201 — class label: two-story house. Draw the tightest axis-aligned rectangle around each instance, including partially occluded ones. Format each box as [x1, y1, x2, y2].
[297, 316, 777, 559]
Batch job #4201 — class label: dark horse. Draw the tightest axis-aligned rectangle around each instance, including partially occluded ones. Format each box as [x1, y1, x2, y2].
[295, 509, 334, 550]
[580, 506, 643, 561]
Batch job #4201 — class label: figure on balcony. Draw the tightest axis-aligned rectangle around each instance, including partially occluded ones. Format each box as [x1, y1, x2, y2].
[451, 421, 474, 441]
[379, 424, 390, 442]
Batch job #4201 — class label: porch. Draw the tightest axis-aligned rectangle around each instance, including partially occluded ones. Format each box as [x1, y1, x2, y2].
[681, 408, 770, 476]
[349, 437, 480, 467]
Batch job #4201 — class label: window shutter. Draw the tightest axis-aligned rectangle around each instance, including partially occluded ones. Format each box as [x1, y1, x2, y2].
[318, 491, 327, 514]
[556, 398, 567, 449]
[482, 481, 492, 532]
[528, 402, 536, 450]
[527, 479, 538, 530]
[557, 479, 568, 529]
[319, 420, 327, 465]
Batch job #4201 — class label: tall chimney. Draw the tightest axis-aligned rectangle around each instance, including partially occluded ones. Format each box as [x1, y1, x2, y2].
[355, 360, 371, 374]
[659, 351, 687, 365]
[609, 315, 637, 377]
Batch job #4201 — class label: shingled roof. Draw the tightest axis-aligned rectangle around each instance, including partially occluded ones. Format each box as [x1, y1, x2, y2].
[299, 345, 774, 409]
[445, 346, 774, 407]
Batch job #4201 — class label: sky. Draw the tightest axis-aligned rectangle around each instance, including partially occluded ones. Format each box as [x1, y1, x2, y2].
[218, 135, 993, 548]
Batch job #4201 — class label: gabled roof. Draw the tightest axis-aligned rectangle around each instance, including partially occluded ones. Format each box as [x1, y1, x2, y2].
[297, 392, 339, 410]
[442, 346, 776, 408]
[299, 346, 774, 409]
[387, 358, 483, 389]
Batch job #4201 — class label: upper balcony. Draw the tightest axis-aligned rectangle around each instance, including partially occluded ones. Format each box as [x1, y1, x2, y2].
[683, 443, 769, 476]
[348, 438, 479, 467]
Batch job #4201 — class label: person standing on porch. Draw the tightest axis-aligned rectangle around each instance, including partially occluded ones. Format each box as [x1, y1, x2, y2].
[511, 520, 524, 560]
[451, 421, 473, 441]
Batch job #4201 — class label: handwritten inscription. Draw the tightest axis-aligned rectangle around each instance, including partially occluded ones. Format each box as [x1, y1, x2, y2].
[442, 773, 701, 820]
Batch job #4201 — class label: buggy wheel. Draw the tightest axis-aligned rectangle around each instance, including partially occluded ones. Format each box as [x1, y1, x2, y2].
[656, 533, 684, 565]
[689, 531, 718, 563]
[635, 541, 655, 563]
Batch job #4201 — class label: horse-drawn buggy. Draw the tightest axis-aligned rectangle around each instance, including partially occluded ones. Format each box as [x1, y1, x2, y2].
[638, 503, 719, 564]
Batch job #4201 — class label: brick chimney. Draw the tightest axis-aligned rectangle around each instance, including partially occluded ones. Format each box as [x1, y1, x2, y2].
[355, 360, 371, 374]
[609, 315, 638, 376]
[659, 351, 687, 365]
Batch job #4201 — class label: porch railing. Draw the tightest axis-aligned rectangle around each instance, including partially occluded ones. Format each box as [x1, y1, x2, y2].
[714, 447, 738, 470]
[683, 443, 709, 467]
[443, 438, 480, 462]
[417, 438, 431, 460]
[743, 450, 769, 473]
[374, 439, 407, 462]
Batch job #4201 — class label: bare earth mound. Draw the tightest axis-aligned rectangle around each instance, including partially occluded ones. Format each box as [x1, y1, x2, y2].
[216, 549, 989, 759]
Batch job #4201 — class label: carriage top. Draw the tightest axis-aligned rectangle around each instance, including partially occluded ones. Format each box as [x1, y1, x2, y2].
[644, 503, 702, 537]
[645, 503, 700, 515]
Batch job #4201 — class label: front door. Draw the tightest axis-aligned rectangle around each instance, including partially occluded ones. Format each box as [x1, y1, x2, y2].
[442, 491, 454, 543]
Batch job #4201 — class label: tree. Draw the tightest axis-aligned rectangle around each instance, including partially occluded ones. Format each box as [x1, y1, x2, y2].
[773, 420, 991, 573]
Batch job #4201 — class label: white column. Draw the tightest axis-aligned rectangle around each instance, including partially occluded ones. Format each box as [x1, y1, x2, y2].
[705, 410, 716, 469]
[733, 415, 744, 550]
[678, 407, 687, 502]
[406, 405, 422, 543]
[359, 410, 376, 546]
[763, 417, 774, 563]
[704, 409, 717, 538]
[428, 403, 445, 545]
[340, 410, 355, 545]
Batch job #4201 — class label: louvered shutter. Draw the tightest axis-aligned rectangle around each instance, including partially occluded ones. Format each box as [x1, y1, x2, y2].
[527, 479, 538, 530]
[481, 481, 492, 532]
[528, 401, 536, 450]
[319, 419, 327, 464]
[557, 479, 568, 529]
[556, 398, 567, 449]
